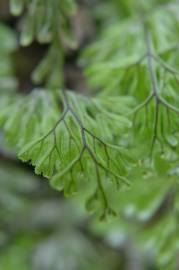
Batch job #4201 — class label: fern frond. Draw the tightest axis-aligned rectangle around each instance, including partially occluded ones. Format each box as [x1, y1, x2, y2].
[0, 24, 17, 93]
[0, 89, 134, 217]
[10, 0, 76, 45]
[9, 0, 77, 88]
[82, 2, 179, 159]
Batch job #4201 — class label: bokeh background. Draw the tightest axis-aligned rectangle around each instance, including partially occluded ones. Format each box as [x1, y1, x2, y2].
[0, 1, 178, 269]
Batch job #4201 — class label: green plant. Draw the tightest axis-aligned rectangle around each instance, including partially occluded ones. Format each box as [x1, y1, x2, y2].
[0, 0, 179, 269]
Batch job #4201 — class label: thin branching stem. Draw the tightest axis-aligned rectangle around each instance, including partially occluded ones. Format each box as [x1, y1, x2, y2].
[131, 22, 179, 154]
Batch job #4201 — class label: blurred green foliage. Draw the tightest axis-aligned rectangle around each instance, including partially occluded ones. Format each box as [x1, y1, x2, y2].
[0, 1, 179, 269]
